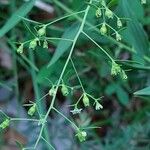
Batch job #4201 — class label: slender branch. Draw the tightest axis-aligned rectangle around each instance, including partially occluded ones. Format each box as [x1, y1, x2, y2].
[33, 1, 93, 148]
[29, 47, 51, 149]
[41, 136, 55, 150]
[52, 107, 78, 130]
[45, 10, 85, 26]
[46, 37, 73, 42]
[11, 118, 39, 122]
[52, 0, 134, 53]
[70, 58, 85, 92]
[82, 31, 115, 62]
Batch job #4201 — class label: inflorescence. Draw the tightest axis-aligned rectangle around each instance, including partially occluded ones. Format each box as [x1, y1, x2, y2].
[2, 0, 145, 148]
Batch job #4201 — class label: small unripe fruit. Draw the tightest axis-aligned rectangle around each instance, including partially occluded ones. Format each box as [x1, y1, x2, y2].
[105, 8, 113, 19]
[43, 40, 48, 49]
[96, 8, 101, 18]
[17, 43, 24, 54]
[116, 32, 121, 41]
[101, 0, 106, 6]
[37, 26, 46, 37]
[100, 23, 107, 35]
[121, 70, 128, 80]
[61, 84, 69, 96]
[141, 0, 146, 4]
[75, 130, 87, 142]
[28, 103, 36, 116]
[117, 18, 122, 28]
[29, 38, 38, 50]
[82, 93, 90, 107]
[49, 86, 56, 96]
[111, 62, 121, 76]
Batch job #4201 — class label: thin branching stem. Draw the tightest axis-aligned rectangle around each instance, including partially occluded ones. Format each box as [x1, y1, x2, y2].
[52, 107, 79, 130]
[52, 0, 134, 53]
[70, 58, 85, 93]
[34, 1, 93, 148]
[45, 10, 86, 27]
[82, 31, 115, 62]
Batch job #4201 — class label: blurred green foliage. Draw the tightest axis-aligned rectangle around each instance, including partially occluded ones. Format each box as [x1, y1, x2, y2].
[0, 0, 150, 149]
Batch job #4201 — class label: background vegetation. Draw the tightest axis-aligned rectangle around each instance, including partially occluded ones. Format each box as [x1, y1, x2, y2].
[0, 0, 150, 149]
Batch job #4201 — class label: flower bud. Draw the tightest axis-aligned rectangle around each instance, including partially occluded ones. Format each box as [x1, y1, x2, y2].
[111, 62, 121, 76]
[75, 130, 87, 142]
[43, 40, 48, 49]
[37, 26, 46, 37]
[29, 38, 38, 50]
[28, 103, 36, 116]
[61, 84, 69, 96]
[100, 23, 107, 35]
[121, 70, 128, 80]
[49, 86, 56, 96]
[116, 32, 121, 41]
[17, 43, 24, 54]
[82, 93, 90, 107]
[105, 8, 113, 19]
[117, 18, 122, 28]
[141, 0, 146, 4]
[96, 8, 101, 18]
[0, 118, 10, 129]
[101, 0, 106, 6]
[111, 62, 127, 79]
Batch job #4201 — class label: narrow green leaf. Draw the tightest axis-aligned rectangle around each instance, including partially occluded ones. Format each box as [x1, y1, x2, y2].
[37, 59, 72, 86]
[47, 23, 80, 67]
[134, 86, 150, 96]
[108, 0, 119, 7]
[15, 141, 23, 150]
[116, 86, 129, 106]
[105, 83, 117, 96]
[0, 0, 36, 37]
[120, 0, 149, 65]
[36, 61, 64, 86]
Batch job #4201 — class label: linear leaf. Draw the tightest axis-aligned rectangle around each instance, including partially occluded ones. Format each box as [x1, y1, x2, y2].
[116, 85, 129, 106]
[108, 0, 119, 7]
[0, 0, 36, 37]
[47, 23, 80, 68]
[120, 0, 149, 65]
[134, 86, 150, 96]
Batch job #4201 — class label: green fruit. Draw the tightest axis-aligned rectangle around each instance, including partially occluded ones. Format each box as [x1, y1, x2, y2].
[83, 93, 90, 107]
[61, 84, 69, 96]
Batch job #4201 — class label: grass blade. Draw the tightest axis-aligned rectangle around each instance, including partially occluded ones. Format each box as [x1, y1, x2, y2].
[0, 0, 36, 37]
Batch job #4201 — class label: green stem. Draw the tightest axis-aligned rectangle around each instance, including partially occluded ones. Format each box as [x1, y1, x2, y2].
[46, 37, 73, 42]
[82, 31, 115, 62]
[52, 107, 78, 130]
[10, 0, 19, 104]
[45, 10, 85, 26]
[41, 136, 55, 150]
[52, 0, 134, 53]
[11, 118, 39, 122]
[29, 49, 51, 149]
[34, 0, 93, 148]
[70, 58, 85, 93]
